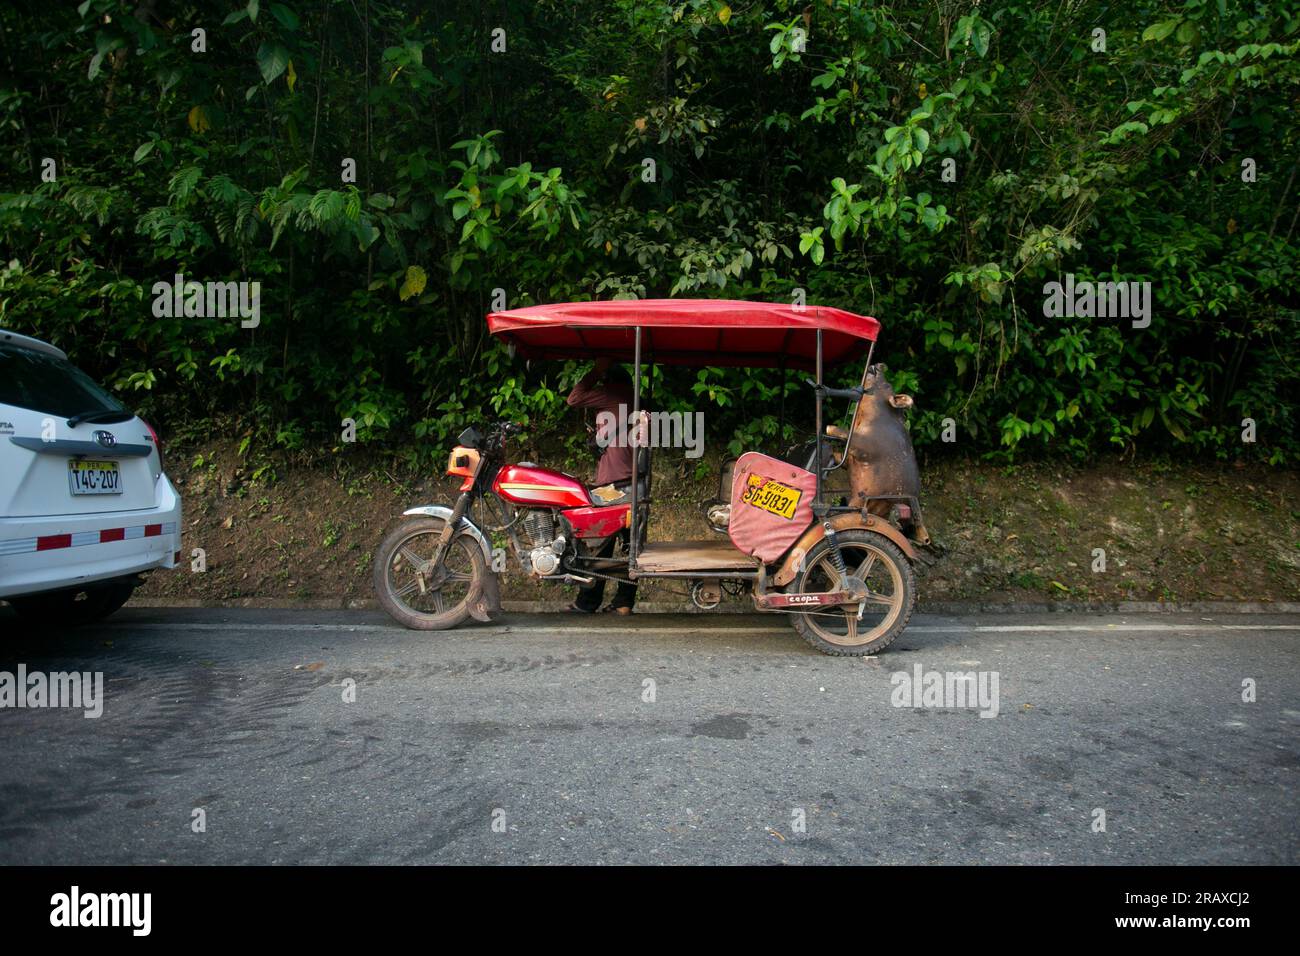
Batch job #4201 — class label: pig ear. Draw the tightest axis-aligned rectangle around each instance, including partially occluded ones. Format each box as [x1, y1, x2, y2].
[889, 393, 913, 409]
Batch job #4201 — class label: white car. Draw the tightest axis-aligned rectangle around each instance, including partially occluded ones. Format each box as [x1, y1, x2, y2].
[0, 329, 182, 625]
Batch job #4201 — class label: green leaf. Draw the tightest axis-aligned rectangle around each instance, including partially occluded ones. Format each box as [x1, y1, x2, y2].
[270, 3, 300, 30]
[157, 68, 181, 95]
[1142, 20, 1180, 42]
[95, 33, 122, 56]
[256, 42, 290, 85]
[133, 141, 155, 163]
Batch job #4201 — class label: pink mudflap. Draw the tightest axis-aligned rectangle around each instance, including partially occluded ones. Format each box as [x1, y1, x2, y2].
[727, 452, 817, 563]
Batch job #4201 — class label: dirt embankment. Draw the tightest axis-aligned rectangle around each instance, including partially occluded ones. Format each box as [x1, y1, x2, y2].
[138, 438, 1300, 608]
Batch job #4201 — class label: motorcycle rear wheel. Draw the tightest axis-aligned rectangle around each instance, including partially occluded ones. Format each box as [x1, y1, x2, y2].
[789, 529, 915, 656]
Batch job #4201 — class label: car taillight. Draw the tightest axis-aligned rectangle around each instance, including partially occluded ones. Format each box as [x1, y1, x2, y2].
[142, 418, 163, 473]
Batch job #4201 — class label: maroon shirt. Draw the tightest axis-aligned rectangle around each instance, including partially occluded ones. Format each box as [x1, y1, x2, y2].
[567, 369, 635, 485]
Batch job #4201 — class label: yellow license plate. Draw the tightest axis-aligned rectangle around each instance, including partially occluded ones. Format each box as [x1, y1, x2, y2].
[741, 474, 801, 520]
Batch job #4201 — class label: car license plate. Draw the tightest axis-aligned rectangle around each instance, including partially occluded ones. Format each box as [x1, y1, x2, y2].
[741, 474, 801, 519]
[68, 460, 122, 495]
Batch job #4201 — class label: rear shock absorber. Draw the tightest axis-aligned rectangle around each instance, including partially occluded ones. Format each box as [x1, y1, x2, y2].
[823, 521, 849, 583]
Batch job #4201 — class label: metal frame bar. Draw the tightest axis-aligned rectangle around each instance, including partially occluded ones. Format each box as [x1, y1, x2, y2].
[814, 330, 824, 515]
[824, 340, 876, 476]
[515, 347, 830, 370]
[624, 323, 851, 572]
[645, 336, 654, 507]
[632, 569, 760, 580]
[825, 495, 919, 512]
[628, 327, 643, 567]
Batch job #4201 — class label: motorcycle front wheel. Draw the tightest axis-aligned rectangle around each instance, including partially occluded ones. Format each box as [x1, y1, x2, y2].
[372, 515, 487, 630]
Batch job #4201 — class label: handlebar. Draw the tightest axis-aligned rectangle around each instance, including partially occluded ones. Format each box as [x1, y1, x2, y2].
[804, 378, 865, 402]
[485, 420, 526, 450]
[459, 421, 526, 453]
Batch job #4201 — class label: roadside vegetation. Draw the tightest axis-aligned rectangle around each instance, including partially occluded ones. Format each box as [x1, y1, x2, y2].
[2, 1, 1297, 469]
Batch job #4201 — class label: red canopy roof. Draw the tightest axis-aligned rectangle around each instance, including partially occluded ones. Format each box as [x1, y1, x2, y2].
[486, 299, 879, 370]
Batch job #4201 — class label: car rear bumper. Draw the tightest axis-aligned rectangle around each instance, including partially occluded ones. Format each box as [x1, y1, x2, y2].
[0, 473, 182, 599]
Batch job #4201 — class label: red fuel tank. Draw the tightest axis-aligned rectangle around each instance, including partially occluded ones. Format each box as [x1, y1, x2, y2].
[493, 464, 591, 509]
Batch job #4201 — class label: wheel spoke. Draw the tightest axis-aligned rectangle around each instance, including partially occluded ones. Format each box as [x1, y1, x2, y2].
[393, 578, 422, 599]
[398, 546, 428, 572]
[812, 556, 844, 589]
[854, 553, 877, 579]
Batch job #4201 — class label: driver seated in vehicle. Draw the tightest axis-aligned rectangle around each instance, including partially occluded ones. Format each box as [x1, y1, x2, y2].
[565, 357, 638, 615]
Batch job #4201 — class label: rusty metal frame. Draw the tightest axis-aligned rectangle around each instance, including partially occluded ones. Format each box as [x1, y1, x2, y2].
[771, 511, 918, 587]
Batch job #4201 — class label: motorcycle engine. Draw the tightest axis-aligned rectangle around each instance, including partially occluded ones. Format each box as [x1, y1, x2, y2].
[522, 511, 565, 576]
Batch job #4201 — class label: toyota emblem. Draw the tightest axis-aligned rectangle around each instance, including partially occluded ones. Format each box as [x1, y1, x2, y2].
[93, 430, 117, 448]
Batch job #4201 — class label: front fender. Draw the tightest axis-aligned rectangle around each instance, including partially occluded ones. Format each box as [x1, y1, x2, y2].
[401, 504, 493, 563]
[401, 505, 501, 621]
[772, 512, 917, 587]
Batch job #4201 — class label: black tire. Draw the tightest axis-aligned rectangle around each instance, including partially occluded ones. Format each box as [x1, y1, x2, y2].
[9, 581, 136, 627]
[372, 515, 487, 630]
[789, 530, 915, 656]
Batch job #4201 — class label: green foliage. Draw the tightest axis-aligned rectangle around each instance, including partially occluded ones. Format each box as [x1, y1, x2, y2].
[0, 0, 1296, 466]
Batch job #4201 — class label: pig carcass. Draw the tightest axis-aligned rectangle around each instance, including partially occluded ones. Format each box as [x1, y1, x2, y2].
[829, 365, 930, 545]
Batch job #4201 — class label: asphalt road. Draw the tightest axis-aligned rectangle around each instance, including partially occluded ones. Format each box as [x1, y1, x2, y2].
[0, 607, 1296, 865]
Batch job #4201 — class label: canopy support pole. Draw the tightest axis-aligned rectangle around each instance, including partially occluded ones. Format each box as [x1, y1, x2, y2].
[777, 356, 787, 456]
[830, 339, 876, 477]
[629, 327, 642, 567]
[814, 329, 824, 515]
